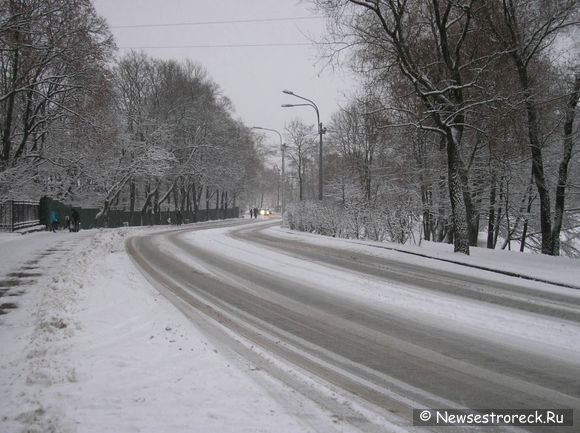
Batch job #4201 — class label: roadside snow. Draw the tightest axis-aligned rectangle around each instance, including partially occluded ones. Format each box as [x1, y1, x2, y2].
[0, 227, 343, 433]
[2, 222, 579, 433]
[267, 226, 580, 290]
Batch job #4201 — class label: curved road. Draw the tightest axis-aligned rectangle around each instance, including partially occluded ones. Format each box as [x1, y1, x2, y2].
[126, 220, 580, 432]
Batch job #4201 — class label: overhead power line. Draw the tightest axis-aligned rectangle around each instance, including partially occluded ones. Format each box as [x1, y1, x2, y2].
[118, 42, 337, 49]
[111, 16, 326, 29]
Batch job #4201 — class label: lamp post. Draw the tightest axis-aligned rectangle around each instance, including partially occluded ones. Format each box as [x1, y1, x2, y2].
[251, 126, 286, 214]
[282, 89, 325, 200]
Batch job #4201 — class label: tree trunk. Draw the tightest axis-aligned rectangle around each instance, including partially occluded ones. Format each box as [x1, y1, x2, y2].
[1, 46, 19, 164]
[129, 178, 136, 226]
[551, 73, 580, 255]
[141, 180, 160, 225]
[468, 170, 484, 247]
[433, 135, 448, 243]
[364, 156, 372, 202]
[502, 179, 511, 251]
[518, 66, 553, 254]
[434, 171, 448, 242]
[205, 187, 211, 221]
[13, 89, 34, 161]
[224, 191, 228, 217]
[173, 181, 180, 212]
[421, 181, 432, 241]
[196, 183, 203, 218]
[446, 128, 470, 254]
[191, 182, 199, 222]
[158, 178, 178, 209]
[179, 183, 186, 213]
[493, 178, 504, 249]
[487, 170, 497, 249]
[153, 187, 160, 224]
[215, 189, 220, 219]
[520, 186, 535, 253]
[298, 155, 304, 201]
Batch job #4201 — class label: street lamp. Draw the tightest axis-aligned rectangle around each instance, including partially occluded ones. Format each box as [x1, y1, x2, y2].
[281, 89, 325, 200]
[251, 126, 287, 214]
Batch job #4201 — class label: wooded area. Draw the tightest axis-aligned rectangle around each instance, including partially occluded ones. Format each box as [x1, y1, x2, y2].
[1, 0, 579, 256]
[291, 0, 580, 256]
[0, 0, 263, 226]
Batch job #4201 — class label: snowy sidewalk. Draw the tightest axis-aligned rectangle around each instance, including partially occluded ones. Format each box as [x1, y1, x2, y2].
[0, 227, 342, 433]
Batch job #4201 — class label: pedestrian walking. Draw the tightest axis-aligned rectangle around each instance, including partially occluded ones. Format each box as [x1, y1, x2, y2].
[49, 211, 58, 233]
[250, 208, 254, 219]
[71, 208, 80, 232]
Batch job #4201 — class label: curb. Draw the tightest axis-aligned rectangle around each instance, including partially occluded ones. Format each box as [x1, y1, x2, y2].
[359, 242, 580, 290]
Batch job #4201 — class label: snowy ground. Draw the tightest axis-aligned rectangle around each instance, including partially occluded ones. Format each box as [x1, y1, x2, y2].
[1, 222, 579, 432]
[0, 225, 343, 433]
[266, 227, 580, 289]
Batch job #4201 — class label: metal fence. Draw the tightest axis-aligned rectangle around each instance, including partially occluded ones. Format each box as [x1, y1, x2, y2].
[82, 207, 240, 229]
[0, 200, 40, 232]
[1, 196, 239, 232]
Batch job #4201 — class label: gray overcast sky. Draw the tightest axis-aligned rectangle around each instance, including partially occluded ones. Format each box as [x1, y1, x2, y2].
[92, 0, 357, 148]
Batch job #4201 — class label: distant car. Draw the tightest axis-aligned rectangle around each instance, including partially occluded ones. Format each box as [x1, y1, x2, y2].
[259, 209, 271, 216]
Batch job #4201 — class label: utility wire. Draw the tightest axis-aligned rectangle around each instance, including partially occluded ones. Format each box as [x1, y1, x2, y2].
[111, 16, 325, 29]
[118, 42, 337, 49]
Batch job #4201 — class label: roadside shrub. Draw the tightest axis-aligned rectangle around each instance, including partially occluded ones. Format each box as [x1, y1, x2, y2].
[284, 198, 420, 244]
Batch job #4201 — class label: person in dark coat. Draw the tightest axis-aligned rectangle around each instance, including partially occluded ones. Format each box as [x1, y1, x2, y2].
[71, 208, 80, 232]
[249, 208, 254, 219]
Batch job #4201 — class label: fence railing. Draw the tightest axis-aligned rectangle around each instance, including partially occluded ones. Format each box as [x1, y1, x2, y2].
[1, 196, 240, 232]
[0, 200, 40, 232]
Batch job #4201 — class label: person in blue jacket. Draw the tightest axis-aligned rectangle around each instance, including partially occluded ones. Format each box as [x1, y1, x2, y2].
[49, 211, 59, 233]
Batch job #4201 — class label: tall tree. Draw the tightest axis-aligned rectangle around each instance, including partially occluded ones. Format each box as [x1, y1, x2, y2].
[316, 0, 504, 254]
[285, 119, 316, 201]
[479, 0, 580, 254]
[0, 0, 113, 173]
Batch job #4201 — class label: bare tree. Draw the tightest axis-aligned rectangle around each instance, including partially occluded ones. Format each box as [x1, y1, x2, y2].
[315, 0, 508, 254]
[285, 119, 316, 201]
[479, 0, 580, 254]
[0, 0, 113, 173]
[330, 92, 384, 202]
[552, 72, 580, 254]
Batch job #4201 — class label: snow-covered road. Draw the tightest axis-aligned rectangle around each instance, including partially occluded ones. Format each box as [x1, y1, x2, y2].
[127, 220, 580, 432]
[2, 221, 579, 432]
